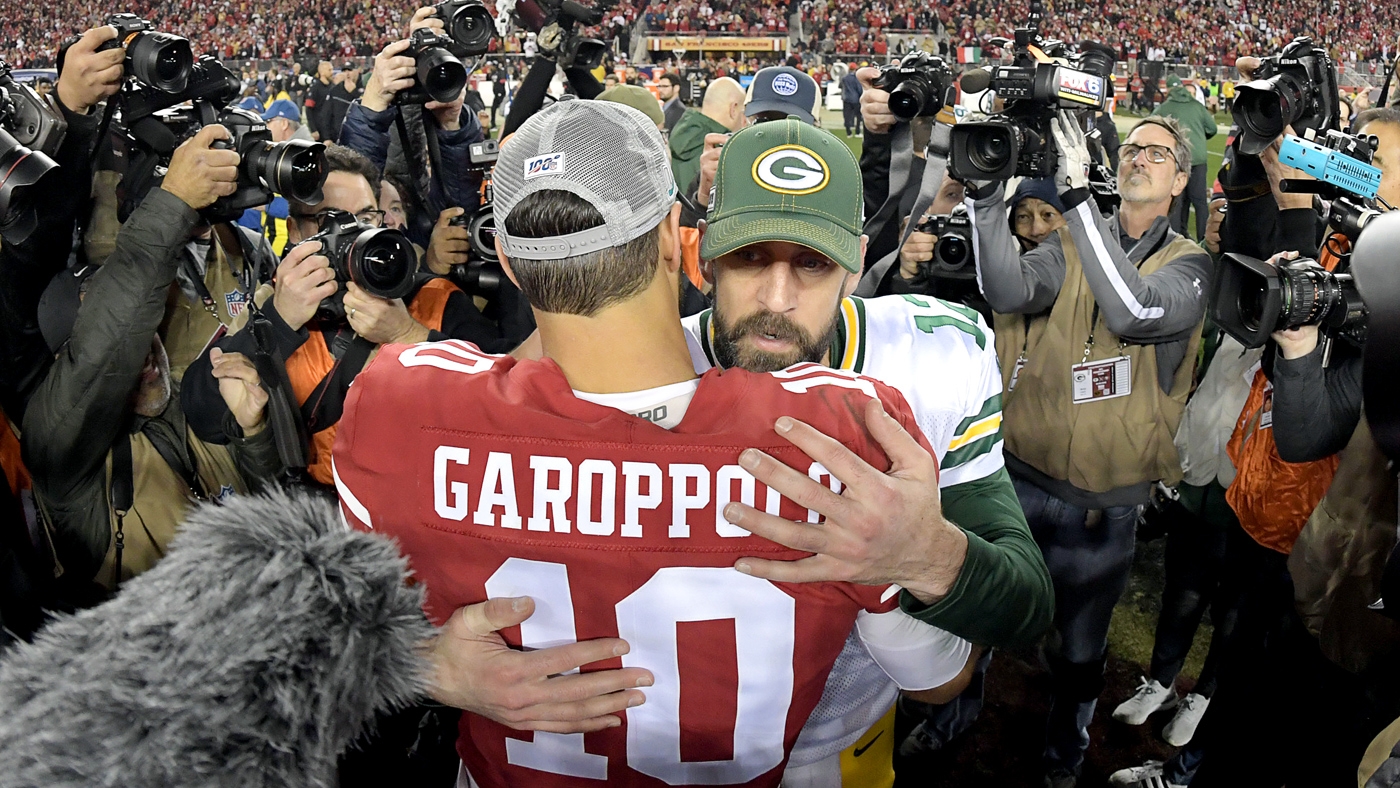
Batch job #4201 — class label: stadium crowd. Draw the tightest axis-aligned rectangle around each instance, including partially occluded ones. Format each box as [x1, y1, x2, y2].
[4, 3, 1400, 788]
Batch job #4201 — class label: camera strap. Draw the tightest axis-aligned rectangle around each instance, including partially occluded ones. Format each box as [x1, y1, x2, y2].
[299, 331, 375, 434]
[856, 140, 949, 297]
[109, 430, 133, 589]
[247, 302, 310, 478]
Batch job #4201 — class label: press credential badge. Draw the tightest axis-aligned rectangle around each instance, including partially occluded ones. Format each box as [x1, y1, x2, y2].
[1071, 355, 1131, 403]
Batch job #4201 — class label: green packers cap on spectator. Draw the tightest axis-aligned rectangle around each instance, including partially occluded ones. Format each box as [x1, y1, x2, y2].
[700, 118, 864, 273]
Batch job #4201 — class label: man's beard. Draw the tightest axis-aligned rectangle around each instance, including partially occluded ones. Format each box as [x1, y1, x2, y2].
[712, 305, 841, 373]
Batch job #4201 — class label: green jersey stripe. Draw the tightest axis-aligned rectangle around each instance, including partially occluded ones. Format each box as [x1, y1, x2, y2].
[953, 394, 1004, 437]
[943, 432, 1001, 469]
[913, 315, 987, 350]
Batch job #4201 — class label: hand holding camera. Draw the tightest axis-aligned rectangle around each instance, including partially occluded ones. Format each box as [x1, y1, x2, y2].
[856, 66, 897, 135]
[56, 26, 125, 114]
[427, 207, 472, 274]
[343, 282, 431, 345]
[273, 240, 337, 332]
[1259, 125, 1314, 211]
[899, 226, 937, 280]
[696, 132, 728, 207]
[363, 38, 419, 113]
[160, 124, 240, 210]
[1050, 111, 1091, 195]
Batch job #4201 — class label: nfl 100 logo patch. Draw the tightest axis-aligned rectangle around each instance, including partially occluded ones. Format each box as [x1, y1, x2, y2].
[524, 152, 567, 180]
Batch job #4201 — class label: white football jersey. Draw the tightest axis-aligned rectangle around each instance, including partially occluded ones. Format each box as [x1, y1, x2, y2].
[682, 293, 1005, 768]
[683, 294, 1005, 489]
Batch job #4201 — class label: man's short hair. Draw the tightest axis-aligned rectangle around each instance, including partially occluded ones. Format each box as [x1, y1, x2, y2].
[503, 190, 660, 317]
[1355, 107, 1400, 134]
[295, 144, 380, 209]
[1127, 115, 1191, 175]
[660, 73, 682, 88]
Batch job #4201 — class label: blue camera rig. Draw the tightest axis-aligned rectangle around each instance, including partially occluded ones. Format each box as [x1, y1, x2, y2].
[1279, 130, 1383, 200]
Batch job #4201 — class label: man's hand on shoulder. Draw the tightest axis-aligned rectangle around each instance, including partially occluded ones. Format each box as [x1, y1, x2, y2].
[428, 597, 654, 732]
[725, 398, 969, 604]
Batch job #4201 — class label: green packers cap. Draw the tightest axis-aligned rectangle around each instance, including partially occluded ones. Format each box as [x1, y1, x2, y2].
[700, 117, 864, 273]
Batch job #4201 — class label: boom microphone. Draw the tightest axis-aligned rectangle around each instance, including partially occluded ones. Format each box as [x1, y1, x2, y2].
[0, 488, 432, 787]
[959, 69, 993, 94]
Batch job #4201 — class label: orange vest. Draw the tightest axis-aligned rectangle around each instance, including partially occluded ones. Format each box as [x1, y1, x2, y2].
[680, 226, 704, 290]
[286, 278, 456, 485]
[1225, 237, 1348, 554]
[1, 414, 30, 498]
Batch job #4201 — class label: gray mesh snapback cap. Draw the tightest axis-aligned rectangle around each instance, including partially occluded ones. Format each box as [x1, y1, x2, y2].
[493, 98, 679, 261]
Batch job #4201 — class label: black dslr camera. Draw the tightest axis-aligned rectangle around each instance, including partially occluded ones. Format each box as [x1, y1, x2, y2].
[948, 1, 1115, 180]
[435, 0, 497, 57]
[1212, 253, 1364, 349]
[513, 0, 615, 70]
[116, 55, 327, 223]
[874, 51, 954, 120]
[96, 13, 194, 93]
[448, 139, 505, 296]
[1232, 37, 1339, 156]
[399, 28, 469, 105]
[0, 60, 67, 243]
[307, 210, 418, 318]
[914, 206, 975, 277]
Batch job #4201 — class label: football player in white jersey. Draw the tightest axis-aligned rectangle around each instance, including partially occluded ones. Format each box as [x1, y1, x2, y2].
[684, 105, 1053, 784]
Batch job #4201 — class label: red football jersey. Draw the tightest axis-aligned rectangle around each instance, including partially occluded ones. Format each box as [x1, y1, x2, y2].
[331, 340, 938, 787]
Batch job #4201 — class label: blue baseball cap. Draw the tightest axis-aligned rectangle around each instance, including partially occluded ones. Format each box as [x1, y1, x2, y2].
[237, 96, 264, 113]
[746, 66, 818, 125]
[262, 99, 301, 124]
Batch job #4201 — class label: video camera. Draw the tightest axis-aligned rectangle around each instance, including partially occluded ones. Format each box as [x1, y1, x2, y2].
[1277, 129, 1388, 240]
[948, 1, 1115, 181]
[1232, 38, 1339, 156]
[874, 51, 954, 120]
[1213, 125, 1389, 350]
[115, 55, 327, 224]
[434, 0, 497, 57]
[307, 210, 418, 320]
[398, 28, 470, 105]
[0, 60, 67, 244]
[1212, 253, 1364, 349]
[96, 14, 195, 94]
[913, 206, 975, 277]
[512, 0, 615, 70]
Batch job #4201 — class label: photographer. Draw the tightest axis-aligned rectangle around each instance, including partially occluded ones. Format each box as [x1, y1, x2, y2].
[305, 61, 335, 141]
[0, 26, 122, 421]
[181, 144, 511, 490]
[22, 125, 281, 602]
[1271, 107, 1400, 462]
[967, 112, 1211, 786]
[339, 7, 486, 249]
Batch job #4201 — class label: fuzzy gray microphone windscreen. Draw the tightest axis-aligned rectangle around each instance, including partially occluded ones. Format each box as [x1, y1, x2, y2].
[0, 487, 434, 787]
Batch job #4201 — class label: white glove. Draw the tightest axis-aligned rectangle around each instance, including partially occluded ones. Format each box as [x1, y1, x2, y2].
[1051, 111, 1091, 194]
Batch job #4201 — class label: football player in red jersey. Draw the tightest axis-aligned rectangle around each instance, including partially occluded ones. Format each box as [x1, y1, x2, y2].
[330, 100, 976, 786]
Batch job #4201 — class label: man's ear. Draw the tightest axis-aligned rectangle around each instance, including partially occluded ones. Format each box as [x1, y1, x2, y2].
[657, 202, 683, 274]
[494, 238, 522, 289]
[1171, 169, 1189, 198]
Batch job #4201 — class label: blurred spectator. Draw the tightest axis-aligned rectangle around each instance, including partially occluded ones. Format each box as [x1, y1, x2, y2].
[658, 71, 686, 131]
[670, 76, 746, 193]
[1153, 73, 1217, 241]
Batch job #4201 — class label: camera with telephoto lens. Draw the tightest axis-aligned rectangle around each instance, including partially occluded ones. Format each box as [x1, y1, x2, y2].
[513, 0, 615, 70]
[914, 205, 975, 277]
[0, 60, 67, 244]
[948, 1, 1115, 181]
[114, 55, 327, 223]
[435, 0, 497, 57]
[1213, 253, 1366, 349]
[96, 13, 194, 93]
[1233, 38, 1339, 156]
[398, 28, 468, 105]
[874, 51, 954, 120]
[307, 210, 418, 315]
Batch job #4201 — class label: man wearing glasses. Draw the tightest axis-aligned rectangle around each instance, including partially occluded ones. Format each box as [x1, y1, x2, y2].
[180, 144, 499, 489]
[963, 112, 1212, 788]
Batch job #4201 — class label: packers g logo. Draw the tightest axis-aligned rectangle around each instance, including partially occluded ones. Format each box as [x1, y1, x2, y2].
[752, 145, 830, 195]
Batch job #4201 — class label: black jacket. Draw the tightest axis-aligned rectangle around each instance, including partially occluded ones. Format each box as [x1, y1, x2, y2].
[1271, 342, 1363, 463]
[0, 97, 103, 421]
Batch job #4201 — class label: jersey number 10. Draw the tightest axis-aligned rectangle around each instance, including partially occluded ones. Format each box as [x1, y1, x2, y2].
[486, 558, 798, 783]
